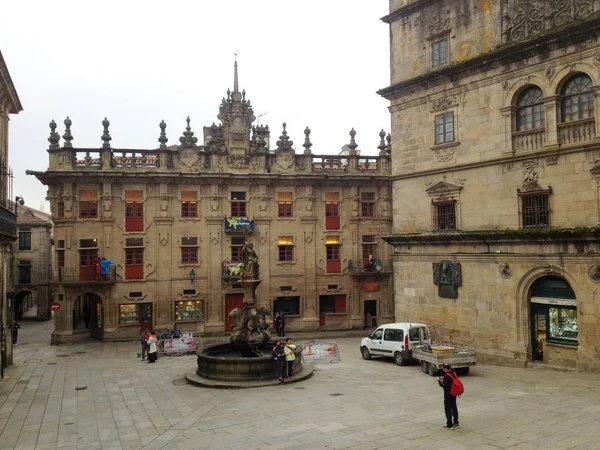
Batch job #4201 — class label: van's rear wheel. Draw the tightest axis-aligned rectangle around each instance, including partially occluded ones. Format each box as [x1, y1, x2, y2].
[394, 352, 407, 366]
[428, 362, 437, 376]
[361, 347, 372, 360]
[421, 361, 429, 373]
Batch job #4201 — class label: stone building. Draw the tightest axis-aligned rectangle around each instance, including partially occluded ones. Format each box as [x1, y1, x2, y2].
[29, 64, 394, 344]
[0, 50, 22, 372]
[379, 0, 600, 371]
[10, 202, 52, 321]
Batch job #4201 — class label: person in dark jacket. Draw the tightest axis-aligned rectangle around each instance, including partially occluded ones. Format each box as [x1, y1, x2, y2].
[140, 328, 150, 361]
[280, 313, 286, 337]
[9, 321, 20, 345]
[272, 339, 285, 382]
[437, 363, 459, 429]
[274, 312, 282, 337]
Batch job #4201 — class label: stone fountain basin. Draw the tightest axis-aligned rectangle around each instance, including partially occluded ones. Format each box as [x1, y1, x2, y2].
[196, 342, 304, 382]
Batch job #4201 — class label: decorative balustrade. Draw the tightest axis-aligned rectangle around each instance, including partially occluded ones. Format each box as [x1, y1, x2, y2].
[75, 150, 101, 168]
[113, 150, 159, 168]
[558, 118, 596, 146]
[512, 128, 546, 152]
[311, 155, 382, 172]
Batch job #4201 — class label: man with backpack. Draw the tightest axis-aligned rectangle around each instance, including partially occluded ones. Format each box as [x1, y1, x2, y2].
[437, 363, 462, 430]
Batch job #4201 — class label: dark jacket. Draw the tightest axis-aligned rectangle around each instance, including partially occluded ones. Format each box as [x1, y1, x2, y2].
[438, 370, 457, 395]
[273, 344, 285, 360]
[274, 316, 282, 329]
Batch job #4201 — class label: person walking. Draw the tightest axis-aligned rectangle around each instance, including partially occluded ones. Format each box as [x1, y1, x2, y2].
[147, 331, 158, 363]
[284, 337, 297, 380]
[9, 321, 20, 345]
[437, 363, 460, 429]
[274, 312, 282, 337]
[140, 328, 150, 361]
[272, 339, 286, 382]
[280, 313, 286, 337]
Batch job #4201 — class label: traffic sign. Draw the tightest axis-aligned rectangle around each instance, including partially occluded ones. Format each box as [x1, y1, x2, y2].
[50, 302, 60, 312]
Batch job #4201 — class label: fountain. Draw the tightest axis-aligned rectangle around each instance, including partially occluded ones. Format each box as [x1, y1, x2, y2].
[186, 241, 312, 388]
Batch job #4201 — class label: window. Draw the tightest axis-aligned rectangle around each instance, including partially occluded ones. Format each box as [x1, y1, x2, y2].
[278, 192, 293, 217]
[79, 238, 98, 281]
[371, 329, 383, 340]
[434, 112, 454, 144]
[278, 236, 294, 262]
[231, 191, 247, 217]
[432, 38, 448, 67]
[326, 236, 341, 273]
[175, 300, 204, 321]
[384, 329, 403, 342]
[361, 192, 376, 217]
[79, 190, 98, 218]
[433, 201, 456, 231]
[57, 201, 65, 218]
[319, 294, 346, 313]
[362, 235, 377, 266]
[125, 191, 144, 232]
[325, 192, 340, 230]
[119, 303, 152, 325]
[57, 250, 65, 268]
[561, 74, 594, 122]
[181, 191, 198, 218]
[181, 237, 198, 264]
[18, 260, 32, 284]
[520, 191, 550, 228]
[273, 296, 300, 315]
[125, 237, 144, 279]
[231, 236, 245, 262]
[517, 87, 544, 131]
[18, 227, 31, 250]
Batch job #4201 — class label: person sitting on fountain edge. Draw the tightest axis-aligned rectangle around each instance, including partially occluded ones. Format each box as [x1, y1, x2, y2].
[272, 339, 286, 382]
[160, 328, 172, 340]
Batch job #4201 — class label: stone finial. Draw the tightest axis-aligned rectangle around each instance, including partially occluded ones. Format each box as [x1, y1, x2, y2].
[62, 117, 73, 148]
[101, 117, 112, 148]
[386, 133, 392, 155]
[242, 89, 246, 102]
[158, 120, 168, 149]
[303, 126, 313, 154]
[276, 122, 294, 151]
[348, 128, 358, 153]
[378, 129, 387, 155]
[227, 88, 231, 101]
[179, 116, 198, 146]
[48, 120, 60, 150]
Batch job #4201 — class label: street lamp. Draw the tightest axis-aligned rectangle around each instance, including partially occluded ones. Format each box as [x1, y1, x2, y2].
[189, 269, 196, 284]
[375, 258, 383, 273]
[14, 196, 24, 215]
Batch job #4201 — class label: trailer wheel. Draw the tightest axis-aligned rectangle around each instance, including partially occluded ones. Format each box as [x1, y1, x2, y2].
[428, 362, 437, 376]
[458, 367, 470, 376]
[394, 352, 407, 366]
[421, 361, 429, 374]
[361, 347, 372, 360]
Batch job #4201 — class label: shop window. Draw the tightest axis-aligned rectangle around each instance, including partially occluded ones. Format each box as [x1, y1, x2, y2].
[231, 191, 247, 217]
[434, 112, 455, 145]
[517, 87, 544, 131]
[433, 201, 456, 231]
[175, 300, 204, 321]
[431, 38, 448, 67]
[57, 201, 65, 218]
[319, 294, 346, 313]
[273, 296, 300, 315]
[18, 227, 31, 250]
[79, 190, 98, 218]
[119, 303, 152, 325]
[125, 190, 144, 232]
[278, 236, 294, 262]
[519, 190, 551, 228]
[181, 237, 198, 264]
[79, 238, 98, 281]
[325, 192, 340, 229]
[361, 192, 376, 217]
[561, 74, 594, 122]
[18, 260, 32, 284]
[278, 192, 293, 217]
[326, 236, 341, 273]
[125, 237, 144, 279]
[231, 236, 245, 262]
[362, 235, 377, 266]
[181, 191, 198, 218]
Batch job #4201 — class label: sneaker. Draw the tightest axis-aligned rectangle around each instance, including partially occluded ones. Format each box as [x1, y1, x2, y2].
[443, 425, 454, 430]
[453, 424, 460, 429]
[278, 377, 284, 382]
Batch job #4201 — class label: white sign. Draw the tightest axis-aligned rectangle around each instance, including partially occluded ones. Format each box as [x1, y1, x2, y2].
[404, 287, 416, 296]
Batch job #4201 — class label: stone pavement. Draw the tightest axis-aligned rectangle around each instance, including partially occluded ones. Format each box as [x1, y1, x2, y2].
[1, 320, 600, 450]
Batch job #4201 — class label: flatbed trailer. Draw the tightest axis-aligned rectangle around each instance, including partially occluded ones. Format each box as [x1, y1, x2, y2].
[412, 346, 476, 376]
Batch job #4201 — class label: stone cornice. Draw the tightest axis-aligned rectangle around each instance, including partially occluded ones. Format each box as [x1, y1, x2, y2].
[380, 0, 436, 24]
[0, 50, 23, 114]
[378, 16, 600, 101]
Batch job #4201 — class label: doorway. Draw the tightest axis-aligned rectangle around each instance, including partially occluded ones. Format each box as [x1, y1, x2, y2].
[364, 300, 377, 328]
[225, 293, 244, 332]
[74, 293, 104, 341]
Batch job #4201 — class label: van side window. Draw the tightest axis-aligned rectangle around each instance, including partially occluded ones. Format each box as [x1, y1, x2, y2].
[409, 328, 420, 340]
[371, 329, 383, 340]
[384, 329, 403, 342]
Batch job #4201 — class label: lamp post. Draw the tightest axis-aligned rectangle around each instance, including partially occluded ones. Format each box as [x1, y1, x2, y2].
[189, 269, 196, 284]
[375, 258, 383, 273]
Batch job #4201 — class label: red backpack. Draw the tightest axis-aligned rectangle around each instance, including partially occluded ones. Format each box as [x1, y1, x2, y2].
[448, 372, 464, 397]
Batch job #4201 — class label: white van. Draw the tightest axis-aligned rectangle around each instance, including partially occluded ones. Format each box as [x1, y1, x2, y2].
[360, 322, 430, 366]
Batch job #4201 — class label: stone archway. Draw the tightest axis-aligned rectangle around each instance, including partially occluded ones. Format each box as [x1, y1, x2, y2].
[15, 290, 33, 319]
[73, 292, 104, 341]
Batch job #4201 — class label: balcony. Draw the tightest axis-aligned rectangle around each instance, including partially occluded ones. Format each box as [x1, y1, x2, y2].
[347, 260, 393, 278]
[53, 266, 117, 285]
[512, 128, 546, 152]
[0, 204, 17, 241]
[224, 216, 254, 233]
[222, 261, 243, 280]
[558, 118, 596, 146]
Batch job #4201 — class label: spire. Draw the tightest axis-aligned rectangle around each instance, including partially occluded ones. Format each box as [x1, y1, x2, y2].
[234, 54, 239, 93]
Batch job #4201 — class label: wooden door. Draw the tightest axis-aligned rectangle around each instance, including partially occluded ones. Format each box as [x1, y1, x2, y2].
[79, 250, 96, 281]
[225, 294, 244, 332]
[138, 303, 152, 333]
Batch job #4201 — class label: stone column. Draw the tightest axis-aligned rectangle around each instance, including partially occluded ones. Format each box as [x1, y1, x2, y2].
[542, 95, 560, 149]
[51, 289, 74, 344]
[592, 85, 600, 138]
[500, 106, 516, 155]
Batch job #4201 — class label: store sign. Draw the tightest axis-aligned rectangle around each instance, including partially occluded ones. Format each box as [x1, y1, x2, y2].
[363, 282, 380, 293]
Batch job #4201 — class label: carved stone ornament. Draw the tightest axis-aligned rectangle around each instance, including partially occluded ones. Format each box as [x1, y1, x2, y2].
[434, 146, 456, 163]
[159, 233, 169, 247]
[588, 265, 600, 282]
[431, 96, 457, 112]
[521, 159, 541, 191]
[499, 262, 513, 279]
[428, 13, 450, 36]
[179, 147, 200, 168]
[433, 260, 462, 299]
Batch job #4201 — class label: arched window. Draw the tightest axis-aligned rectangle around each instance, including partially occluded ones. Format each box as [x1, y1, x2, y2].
[517, 87, 545, 131]
[561, 74, 594, 122]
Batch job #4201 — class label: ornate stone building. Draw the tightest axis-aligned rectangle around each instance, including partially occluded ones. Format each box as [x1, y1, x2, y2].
[380, 0, 600, 371]
[10, 203, 52, 321]
[0, 50, 22, 372]
[29, 64, 394, 344]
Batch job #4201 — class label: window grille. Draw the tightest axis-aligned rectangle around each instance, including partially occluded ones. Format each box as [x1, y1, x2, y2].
[433, 201, 456, 231]
[520, 191, 550, 228]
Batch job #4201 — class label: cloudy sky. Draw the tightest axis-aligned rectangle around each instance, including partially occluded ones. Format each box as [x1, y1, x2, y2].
[1, 1, 390, 211]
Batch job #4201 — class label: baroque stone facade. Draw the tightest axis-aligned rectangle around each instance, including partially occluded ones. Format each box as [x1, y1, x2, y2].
[29, 63, 394, 344]
[380, 0, 600, 371]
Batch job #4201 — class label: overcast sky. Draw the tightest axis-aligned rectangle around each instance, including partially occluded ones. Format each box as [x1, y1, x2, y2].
[1, 1, 390, 211]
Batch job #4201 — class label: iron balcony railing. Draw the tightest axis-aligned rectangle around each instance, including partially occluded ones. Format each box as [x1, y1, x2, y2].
[347, 260, 393, 276]
[54, 266, 117, 284]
